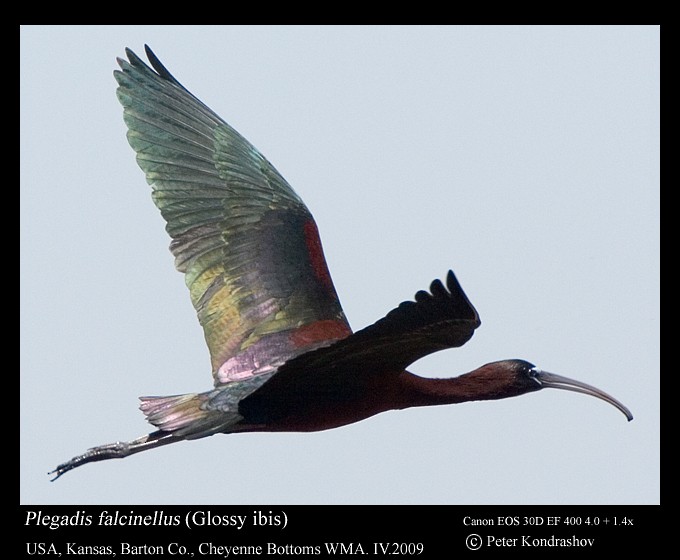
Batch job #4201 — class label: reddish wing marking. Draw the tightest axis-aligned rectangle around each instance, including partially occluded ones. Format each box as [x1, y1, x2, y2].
[303, 219, 335, 291]
[290, 319, 352, 348]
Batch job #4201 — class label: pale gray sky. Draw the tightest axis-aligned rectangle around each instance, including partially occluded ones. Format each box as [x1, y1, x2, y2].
[21, 25, 659, 504]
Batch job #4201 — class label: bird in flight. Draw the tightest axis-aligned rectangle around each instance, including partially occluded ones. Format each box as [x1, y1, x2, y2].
[50, 46, 632, 480]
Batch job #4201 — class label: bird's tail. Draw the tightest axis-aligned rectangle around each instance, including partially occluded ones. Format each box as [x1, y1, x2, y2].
[139, 391, 241, 439]
[139, 393, 207, 432]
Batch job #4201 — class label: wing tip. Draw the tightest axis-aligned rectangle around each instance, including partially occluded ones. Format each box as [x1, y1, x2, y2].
[117, 44, 200, 106]
[434, 269, 481, 327]
[143, 44, 179, 84]
[116, 44, 181, 85]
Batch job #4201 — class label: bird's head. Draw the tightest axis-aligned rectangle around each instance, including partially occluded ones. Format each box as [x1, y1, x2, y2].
[480, 359, 633, 420]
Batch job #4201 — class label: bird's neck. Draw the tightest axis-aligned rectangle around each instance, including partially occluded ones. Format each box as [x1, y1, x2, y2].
[395, 366, 516, 409]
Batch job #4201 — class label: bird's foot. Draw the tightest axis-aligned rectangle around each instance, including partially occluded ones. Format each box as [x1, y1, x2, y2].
[49, 441, 131, 481]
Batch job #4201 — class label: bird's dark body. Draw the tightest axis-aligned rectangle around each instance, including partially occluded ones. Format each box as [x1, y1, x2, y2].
[49, 46, 632, 480]
[239, 369, 403, 432]
[238, 368, 533, 432]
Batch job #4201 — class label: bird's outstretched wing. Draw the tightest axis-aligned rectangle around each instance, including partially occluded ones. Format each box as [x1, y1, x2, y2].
[245, 271, 481, 402]
[114, 46, 351, 383]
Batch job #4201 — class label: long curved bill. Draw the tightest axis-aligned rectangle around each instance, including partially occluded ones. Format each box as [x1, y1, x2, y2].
[534, 370, 633, 421]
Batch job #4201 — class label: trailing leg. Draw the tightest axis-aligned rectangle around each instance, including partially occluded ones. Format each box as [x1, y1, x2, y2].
[49, 430, 181, 481]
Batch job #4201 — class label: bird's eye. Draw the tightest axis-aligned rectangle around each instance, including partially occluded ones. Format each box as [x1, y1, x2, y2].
[527, 367, 541, 378]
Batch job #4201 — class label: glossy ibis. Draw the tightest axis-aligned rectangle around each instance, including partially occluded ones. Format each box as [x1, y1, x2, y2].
[50, 46, 632, 480]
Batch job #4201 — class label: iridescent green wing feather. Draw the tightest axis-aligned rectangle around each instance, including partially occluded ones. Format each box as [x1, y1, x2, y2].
[114, 46, 350, 384]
